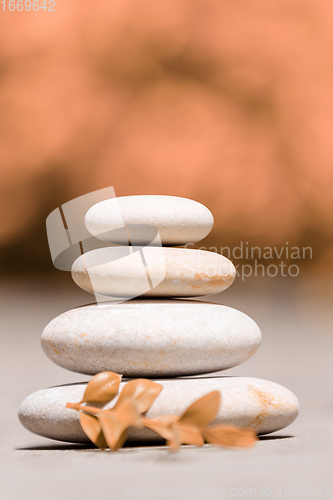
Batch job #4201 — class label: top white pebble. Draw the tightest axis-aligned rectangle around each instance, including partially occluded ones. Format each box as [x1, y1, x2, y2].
[85, 195, 214, 246]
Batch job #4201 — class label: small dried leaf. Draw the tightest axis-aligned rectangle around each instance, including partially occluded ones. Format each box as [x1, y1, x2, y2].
[179, 391, 221, 427]
[110, 398, 142, 428]
[97, 412, 127, 450]
[176, 423, 205, 447]
[114, 379, 163, 414]
[81, 371, 122, 404]
[79, 412, 107, 449]
[202, 425, 257, 448]
[114, 428, 128, 450]
[167, 423, 180, 452]
[142, 415, 178, 441]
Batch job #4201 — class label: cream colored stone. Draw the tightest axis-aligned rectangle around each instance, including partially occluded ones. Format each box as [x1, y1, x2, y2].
[85, 195, 214, 245]
[41, 300, 261, 376]
[18, 377, 300, 443]
[71, 247, 236, 298]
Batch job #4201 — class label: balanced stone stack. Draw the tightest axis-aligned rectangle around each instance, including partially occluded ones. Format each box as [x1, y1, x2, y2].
[19, 195, 299, 444]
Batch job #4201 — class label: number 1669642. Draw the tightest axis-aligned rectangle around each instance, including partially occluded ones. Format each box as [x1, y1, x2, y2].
[1, 0, 55, 11]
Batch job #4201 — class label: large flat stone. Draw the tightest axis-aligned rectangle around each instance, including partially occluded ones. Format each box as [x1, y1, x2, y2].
[41, 300, 261, 376]
[18, 377, 300, 444]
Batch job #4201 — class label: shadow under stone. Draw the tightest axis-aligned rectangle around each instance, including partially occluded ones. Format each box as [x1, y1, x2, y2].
[16, 435, 293, 451]
[16, 444, 96, 451]
[258, 435, 294, 441]
[16, 439, 166, 452]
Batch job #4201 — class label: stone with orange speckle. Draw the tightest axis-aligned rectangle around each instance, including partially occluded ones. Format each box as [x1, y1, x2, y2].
[18, 376, 300, 444]
[71, 246, 236, 298]
[41, 300, 261, 377]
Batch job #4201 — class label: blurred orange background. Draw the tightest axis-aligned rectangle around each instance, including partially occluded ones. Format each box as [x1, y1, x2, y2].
[0, 0, 332, 276]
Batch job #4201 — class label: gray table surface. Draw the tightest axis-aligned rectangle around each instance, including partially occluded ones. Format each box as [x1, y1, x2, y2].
[1, 275, 332, 500]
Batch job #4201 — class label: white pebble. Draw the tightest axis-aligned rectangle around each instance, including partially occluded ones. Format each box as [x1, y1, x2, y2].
[41, 300, 262, 376]
[71, 247, 236, 298]
[85, 195, 214, 245]
[18, 377, 300, 443]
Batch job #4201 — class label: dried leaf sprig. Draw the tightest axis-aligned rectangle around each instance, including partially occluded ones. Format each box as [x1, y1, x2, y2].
[66, 371, 257, 451]
[66, 372, 162, 449]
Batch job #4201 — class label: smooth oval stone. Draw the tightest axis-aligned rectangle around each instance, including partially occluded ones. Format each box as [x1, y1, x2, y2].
[18, 377, 300, 443]
[85, 195, 214, 246]
[41, 300, 262, 376]
[71, 247, 236, 298]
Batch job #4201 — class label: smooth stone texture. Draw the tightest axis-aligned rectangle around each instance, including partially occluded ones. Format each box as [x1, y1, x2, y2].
[41, 300, 262, 376]
[71, 247, 236, 298]
[85, 195, 214, 245]
[18, 377, 300, 443]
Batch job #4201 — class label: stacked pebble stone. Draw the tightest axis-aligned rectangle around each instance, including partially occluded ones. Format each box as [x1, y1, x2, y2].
[19, 195, 299, 444]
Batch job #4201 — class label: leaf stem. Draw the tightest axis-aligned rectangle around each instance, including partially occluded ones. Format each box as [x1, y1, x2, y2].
[66, 402, 104, 415]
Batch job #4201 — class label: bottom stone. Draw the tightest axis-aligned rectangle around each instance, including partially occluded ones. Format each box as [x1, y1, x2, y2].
[18, 377, 299, 444]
